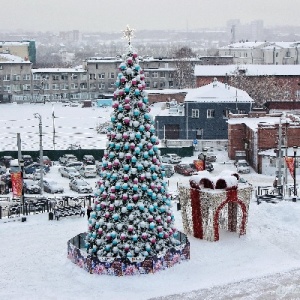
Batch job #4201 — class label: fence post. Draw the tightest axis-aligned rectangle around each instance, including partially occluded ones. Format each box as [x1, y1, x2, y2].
[0, 206, 2, 219]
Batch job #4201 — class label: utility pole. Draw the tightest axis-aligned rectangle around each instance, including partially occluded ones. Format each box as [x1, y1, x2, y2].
[34, 113, 43, 194]
[277, 117, 283, 187]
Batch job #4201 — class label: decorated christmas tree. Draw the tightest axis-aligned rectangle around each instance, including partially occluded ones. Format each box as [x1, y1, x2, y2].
[85, 26, 180, 260]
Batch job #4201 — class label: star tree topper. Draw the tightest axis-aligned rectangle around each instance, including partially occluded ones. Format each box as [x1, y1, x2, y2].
[122, 25, 135, 45]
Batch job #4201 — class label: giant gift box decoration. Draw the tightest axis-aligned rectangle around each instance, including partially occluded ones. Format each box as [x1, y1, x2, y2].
[178, 171, 252, 242]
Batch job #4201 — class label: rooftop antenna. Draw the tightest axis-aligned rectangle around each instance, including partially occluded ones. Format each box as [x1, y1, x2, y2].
[235, 89, 238, 111]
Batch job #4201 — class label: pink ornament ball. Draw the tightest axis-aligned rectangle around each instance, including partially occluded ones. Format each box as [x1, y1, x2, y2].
[132, 194, 139, 201]
[150, 237, 156, 244]
[97, 228, 103, 235]
[122, 193, 128, 201]
[128, 225, 134, 232]
[132, 79, 137, 85]
[124, 97, 130, 104]
[124, 103, 131, 110]
[124, 117, 130, 125]
[110, 194, 116, 200]
[142, 233, 148, 240]
[127, 58, 133, 65]
[112, 101, 119, 109]
[105, 212, 110, 218]
[120, 233, 126, 240]
[132, 52, 138, 58]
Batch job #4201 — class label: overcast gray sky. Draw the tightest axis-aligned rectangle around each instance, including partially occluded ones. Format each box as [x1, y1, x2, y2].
[2, 0, 299, 32]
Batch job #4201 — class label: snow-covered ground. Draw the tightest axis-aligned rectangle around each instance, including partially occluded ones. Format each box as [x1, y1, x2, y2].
[1, 103, 300, 299]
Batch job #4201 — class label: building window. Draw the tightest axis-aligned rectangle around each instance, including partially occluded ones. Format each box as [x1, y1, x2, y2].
[296, 90, 300, 99]
[168, 81, 174, 88]
[99, 73, 105, 79]
[237, 110, 246, 114]
[43, 83, 50, 90]
[71, 74, 78, 80]
[3, 85, 11, 92]
[109, 72, 115, 79]
[223, 109, 230, 118]
[99, 83, 105, 89]
[160, 72, 165, 78]
[80, 83, 87, 89]
[152, 72, 158, 78]
[12, 74, 21, 81]
[12, 84, 21, 92]
[71, 83, 78, 89]
[145, 81, 150, 88]
[192, 109, 199, 118]
[90, 83, 97, 89]
[61, 74, 68, 80]
[153, 82, 158, 88]
[60, 84, 69, 90]
[52, 84, 60, 90]
[3, 74, 10, 81]
[89, 73, 96, 80]
[52, 75, 59, 81]
[23, 84, 31, 91]
[207, 109, 215, 118]
[23, 74, 31, 80]
[144, 72, 149, 78]
[160, 82, 165, 88]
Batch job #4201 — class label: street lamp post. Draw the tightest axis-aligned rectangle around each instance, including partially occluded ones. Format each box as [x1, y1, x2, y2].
[202, 148, 208, 170]
[34, 113, 43, 195]
[19, 158, 24, 211]
[293, 146, 298, 198]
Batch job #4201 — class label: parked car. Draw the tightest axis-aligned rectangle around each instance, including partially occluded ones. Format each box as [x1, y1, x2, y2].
[161, 153, 181, 164]
[59, 154, 78, 165]
[198, 151, 217, 163]
[32, 168, 46, 181]
[174, 164, 197, 176]
[0, 156, 13, 168]
[24, 163, 50, 175]
[69, 178, 93, 193]
[189, 162, 214, 172]
[58, 166, 80, 179]
[41, 155, 52, 166]
[236, 160, 250, 174]
[65, 161, 83, 171]
[9, 159, 21, 173]
[22, 154, 34, 166]
[41, 179, 64, 194]
[162, 164, 175, 178]
[82, 155, 95, 165]
[0, 163, 6, 175]
[23, 179, 41, 194]
[79, 165, 97, 178]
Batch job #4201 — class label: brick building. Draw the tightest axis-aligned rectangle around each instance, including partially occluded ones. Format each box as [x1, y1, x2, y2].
[228, 111, 300, 174]
[194, 65, 300, 103]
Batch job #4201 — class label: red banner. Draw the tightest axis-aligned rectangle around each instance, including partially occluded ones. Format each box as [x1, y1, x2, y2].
[193, 160, 204, 171]
[11, 172, 22, 197]
[285, 157, 295, 179]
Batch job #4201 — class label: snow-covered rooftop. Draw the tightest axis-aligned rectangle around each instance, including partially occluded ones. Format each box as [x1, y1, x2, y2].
[194, 64, 300, 76]
[0, 53, 31, 63]
[32, 67, 85, 73]
[220, 41, 269, 49]
[184, 80, 254, 103]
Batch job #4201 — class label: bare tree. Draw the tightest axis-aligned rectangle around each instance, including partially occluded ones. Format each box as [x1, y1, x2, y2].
[228, 71, 293, 107]
[173, 47, 196, 89]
